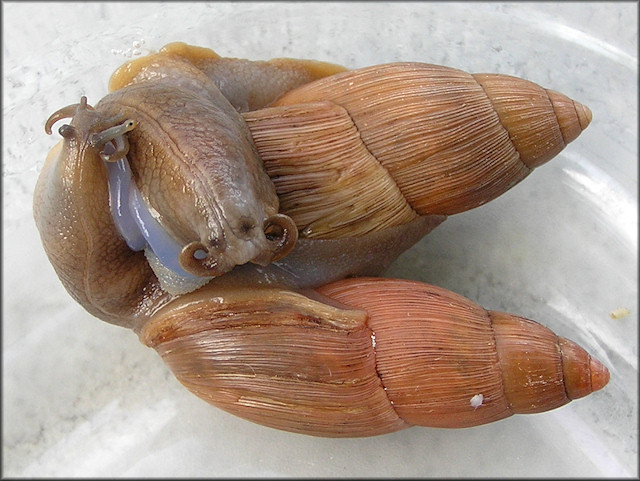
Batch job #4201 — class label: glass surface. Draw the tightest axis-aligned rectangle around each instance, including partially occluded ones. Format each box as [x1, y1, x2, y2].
[3, 2, 637, 477]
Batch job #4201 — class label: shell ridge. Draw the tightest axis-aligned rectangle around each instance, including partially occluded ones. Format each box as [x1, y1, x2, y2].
[557, 334, 578, 401]
[557, 335, 574, 401]
[366, 321, 409, 426]
[337, 101, 423, 221]
[487, 310, 516, 416]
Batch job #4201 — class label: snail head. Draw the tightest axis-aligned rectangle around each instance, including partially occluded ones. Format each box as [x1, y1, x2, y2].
[45, 96, 137, 162]
[44, 98, 297, 295]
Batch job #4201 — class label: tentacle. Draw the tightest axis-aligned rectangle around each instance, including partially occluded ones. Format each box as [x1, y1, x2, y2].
[179, 241, 217, 277]
[45, 102, 82, 135]
[88, 119, 137, 162]
[252, 213, 299, 265]
[89, 118, 137, 148]
[44, 96, 95, 135]
[57, 124, 77, 139]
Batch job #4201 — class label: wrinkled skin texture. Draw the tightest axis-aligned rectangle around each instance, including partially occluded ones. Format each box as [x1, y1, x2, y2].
[99, 55, 298, 278]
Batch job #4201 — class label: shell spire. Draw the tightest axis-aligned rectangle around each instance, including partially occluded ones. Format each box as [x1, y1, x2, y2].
[471, 73, 592, 168]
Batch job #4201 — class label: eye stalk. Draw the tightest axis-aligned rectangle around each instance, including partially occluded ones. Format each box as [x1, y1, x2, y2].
[45, 97, 137, 162]
[88, 119, 138, 162]
[89, 119, 137, 148]
[45, 102, 84, 135]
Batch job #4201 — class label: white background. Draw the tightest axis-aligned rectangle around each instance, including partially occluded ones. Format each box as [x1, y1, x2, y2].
[3, 2, 637, 477]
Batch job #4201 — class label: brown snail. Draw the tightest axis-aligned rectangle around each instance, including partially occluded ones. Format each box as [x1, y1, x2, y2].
[33, 42, 607, 437]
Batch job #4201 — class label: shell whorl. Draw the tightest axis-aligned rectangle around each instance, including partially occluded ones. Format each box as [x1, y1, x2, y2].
[244, 63, 591, 238]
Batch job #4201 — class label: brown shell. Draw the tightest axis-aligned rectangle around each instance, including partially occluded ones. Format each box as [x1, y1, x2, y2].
[243, 63, 592, 238]
[140, 278, 608, 437]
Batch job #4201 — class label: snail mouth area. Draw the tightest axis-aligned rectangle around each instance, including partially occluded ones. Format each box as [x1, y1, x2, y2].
[103, 146, 266, 279]
[176, 213, 298, 277]
[177, 229, 279, 278]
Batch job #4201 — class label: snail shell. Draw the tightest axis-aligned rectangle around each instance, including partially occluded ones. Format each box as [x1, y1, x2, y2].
[140, 277, 609, 437]
[244, 63, 592, 237]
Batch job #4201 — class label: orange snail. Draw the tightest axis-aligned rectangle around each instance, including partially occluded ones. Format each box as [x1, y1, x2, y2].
[33, 42, 607, 437]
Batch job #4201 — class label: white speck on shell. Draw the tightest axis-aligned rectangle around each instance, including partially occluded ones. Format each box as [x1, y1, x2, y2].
[470, 393, 483, 409]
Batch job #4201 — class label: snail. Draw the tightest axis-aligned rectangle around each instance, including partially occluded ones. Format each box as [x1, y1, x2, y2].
[33, 42, 607, 437]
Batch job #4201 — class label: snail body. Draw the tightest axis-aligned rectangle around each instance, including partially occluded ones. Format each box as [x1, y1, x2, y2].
[33, 43, 607, 436]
